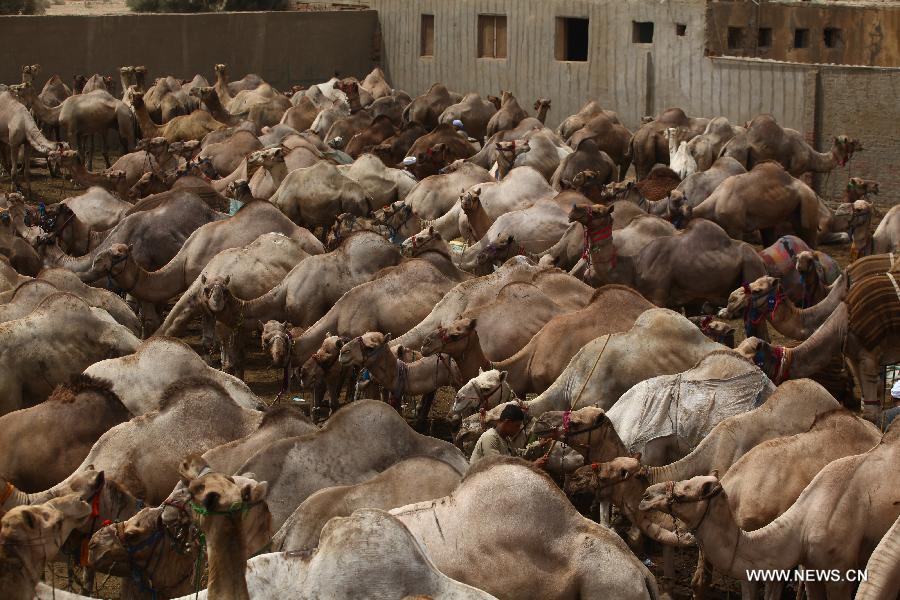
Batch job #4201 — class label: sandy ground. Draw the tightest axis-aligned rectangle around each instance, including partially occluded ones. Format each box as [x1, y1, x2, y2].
[16, 161, 859, 599]
[44, 0, 130, 16]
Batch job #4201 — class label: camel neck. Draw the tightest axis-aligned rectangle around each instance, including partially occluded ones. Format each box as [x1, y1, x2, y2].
[691, 495, 802, 578]
[363, 347, 399, 393]
[850, 221, 872, 259]
[779, 303, 848, 380]
[583, 222, 616, 284]
[492, 348, 530, 398]
[43, 242, 96, 274]
[616, 479, 690, 547]
[28, 95, 61, 125]
[113, 257, 186, 303]
[769, 275, 845, 339]
[463, 204, 493, 241]
[537, 108, 548, 124]
[0, 554, 39, 600]
[134, 103, 163, 139]
[453, 331, 492, 381]
[808, 147, 838, 173]
[204, 515, 250, 600]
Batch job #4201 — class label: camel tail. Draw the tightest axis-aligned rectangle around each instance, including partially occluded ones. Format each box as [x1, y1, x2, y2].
[25, 123, 56, 155]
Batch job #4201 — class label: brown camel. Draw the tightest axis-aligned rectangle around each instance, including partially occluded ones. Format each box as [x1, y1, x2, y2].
[551, 139, 618, 190]
[424, 285, 651, 397]
[405, 124, 476, 179]
[131, 91, 226, 143]
[684, 162, 820, 248]
[438, 93, 497, 141]
[345, 114, 397, 157]
[0, 375, 129, 492]
[566, 113, 632, 179]
[557, 100, 622, 140]
[628, 108, 709, 180]
[640, 423, 899, 600]
[485, 91, 528, 137]
[403, 83, 458, 129]
[299, 334, 355, 419]
[85, 201, 323, 306]
[338, 331, 461, 427]
[721, 114, 861, 176]
[857, 513, 900, 600]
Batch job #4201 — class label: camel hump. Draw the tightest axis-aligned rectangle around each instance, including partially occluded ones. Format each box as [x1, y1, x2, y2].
[33, 291, 93, 316]
[156, 376, 233, 413]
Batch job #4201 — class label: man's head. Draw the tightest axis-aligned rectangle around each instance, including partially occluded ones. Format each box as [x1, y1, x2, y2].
[496, 404, 525, 437]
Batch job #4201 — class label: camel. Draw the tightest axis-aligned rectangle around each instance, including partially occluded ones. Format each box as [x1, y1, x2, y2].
[405, 125, 477, 179]
[360, 67, 392, 100]
[324, 109, 374, 147]
[403, 83, 459, 129]
[143, 75, 195, 123]
[485, 91, 528, 137]
[0, 375, 129, 493]
[131, 90, 226, 143]
[873, 204, 900, 254]
[846, 199, 877, 259]
[197, 128, 262, 177]
[84, 337, 259, 415]
[392, 457, 659, 600]
[758, 235, 841, 306]
[280, 95, 320, 132]
[344, 114, 396, 157]
[49, 150, 128, 198]
[235, 400, 467, 530]
[372, 121, 428, 166]
[36, 377, 263, 505]
[558, 100, 622, 140]
[269, 161, 371, 230]
[721, 114, 861, 176]
[451, 368, 517, 417]
[0, 271, 140, 334]
[59, 183, 132, 230]
[683, 162, 820, 247]
[551, 138, 619, 189]
[429, 165, 553, 241]
[392, 256, 592, 352]
[456, 199, 571, 272]
[667, 116, 742, 177]
[566, 113, 632, 179]
[719, 274, 848, 340]
[87, 504, 200, 600]
[640, 422, 900, 600]
[0, 293, 138, 415]
[299, 334, 355, 418]
[628, 108, 709, 179]
[438, 93, 497, 141]
[0, 494, 91, 600]
[337, 152, 417, 207]
[273, 456, 462, 552]
[459, 309, 725, 450]
[675, 156, 747, 206]
[157, 233, 310, 375]
[857, 514, 900, 600]
[204, 231, 401, 333]
[0, 85, 61, 191]
[426, 285, 652, 396]
[213, 64, 291, 126]
[573, 204, 767, 308]
[86, 201, 323, 306]
[459, 187, 494, 243]
[102, 136, 177, 189]
[259, 232, 470, 372]
[338, 331, 461, 425]
[499, 128, 571, 182]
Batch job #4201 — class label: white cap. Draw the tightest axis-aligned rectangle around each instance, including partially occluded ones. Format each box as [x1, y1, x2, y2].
[892, 379, 900, 399]
[452, 119, 464, 129]
[402, 156, 417, 166]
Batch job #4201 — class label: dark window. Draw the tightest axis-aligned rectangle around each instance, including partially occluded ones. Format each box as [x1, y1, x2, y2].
[824, 27, 842, 48]
[675, 23, 687, 37]
[478, 14, 508, 59]
[632, 21, 654, 44]
[793, 28, 810, 49]
[555, 17, 589, 61]
[420, 14, 434, 57]
[727, 27, 744, 49]
[758, 27, 772, 48]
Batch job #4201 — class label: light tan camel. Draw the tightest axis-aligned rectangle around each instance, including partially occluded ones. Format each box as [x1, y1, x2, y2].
[131, 90, 226, 143]
[0, 85, 61, 191]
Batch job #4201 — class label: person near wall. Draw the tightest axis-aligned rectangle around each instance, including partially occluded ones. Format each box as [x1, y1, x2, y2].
[470, 404, 549, 468]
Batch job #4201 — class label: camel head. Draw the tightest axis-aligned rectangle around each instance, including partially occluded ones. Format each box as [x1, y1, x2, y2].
[336, 78, 359, 97]
[564, 454, 646, 496]
[847, 199, 874, 231]
[193, 86, 217, 104]
[72, 74, 87, 94]
[214, 63, 227, 76]
[831, 135, 862, 166]
[794, 251, 819, 278]
[9, 82, 35, 107]
[720, 275, 779, 319]
[395, 345, 422, 362]
[639, 474, 723, 525]
[300, 335, 346, 388]
[200, 274, 231, 314]
[103, 169, 127, 188]
[119, 66, 135, 80]
[401, 226, 445, 257]
[572, 171, 606, 195]
[226, 179, 253, 205]
[486, 95, 501, 110]
[21, 65, 40, 83]
[128, 172, 159, 201]
[500, 90, 515, 105]
[477, 233, 523, 268]
[248, 147, 285, 171]
[665, 190, 692, 228]
[459, 187, 482, 215]
[736, 336, 790, 383]
[90, 243, 134, 280]
[533, 98, 551, 113]
[338, 331, 391, 367]
[689, 315, 736, 348]
[130, 90, 146, 108]
[416, 142, 450, 171]
[496, 139, 530, 162]
[422, 317, 476, 357]
[373, 200, 414, 236]
[88, 505, 193, 575]
[0, 493, 91, 583]
[146, 136, 168, 157]
[568, 202, 612, 227]
[259, 320, 297, 369]
[169, 139, 200, 161]
[846, 177, 879, 201]
[453, 368, 510, 415]
[526, 406, 611, 453]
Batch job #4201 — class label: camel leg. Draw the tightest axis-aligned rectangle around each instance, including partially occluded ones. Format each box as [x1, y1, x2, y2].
[139, 302, 162, 338]
[759, 227, 778, 248]
[763, 581, 784, 600]
[415, 392, 435, 431]
[9, 143, 20, 192]
[200, 313, 217, 355]
[804, 581, 827, 600]
[100, 132, 111, 169]
[740, 580, 760, 599]
[21, 145, 32, 196]
[856, 348, 883, 421]
[691, 548, 712, 599]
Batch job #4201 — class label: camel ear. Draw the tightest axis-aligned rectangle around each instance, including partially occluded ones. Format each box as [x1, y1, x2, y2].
[710, 469, 719, 479]
[200, 274, 207, 284]
[334, 338, 344, 350]
[383, 333, 392, 344]
[478, 366, 484, 374]
[243, 481, 268, 503]
[223, 275, 230, 285]
[632, 452, 642, 461]
[608, 205, 615, 213]
[506, 235, 514, 244]
[428, 226, 435, 235]
[498, 370, 508, 382]
[282, 321, 290, 330]
[257, 320, 266, 332]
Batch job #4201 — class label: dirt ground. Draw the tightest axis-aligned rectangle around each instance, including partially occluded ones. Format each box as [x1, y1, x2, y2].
[16, 162, 858, 599]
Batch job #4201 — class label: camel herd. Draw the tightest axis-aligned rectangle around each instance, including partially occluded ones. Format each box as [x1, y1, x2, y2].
[0, 60, 898, 600]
